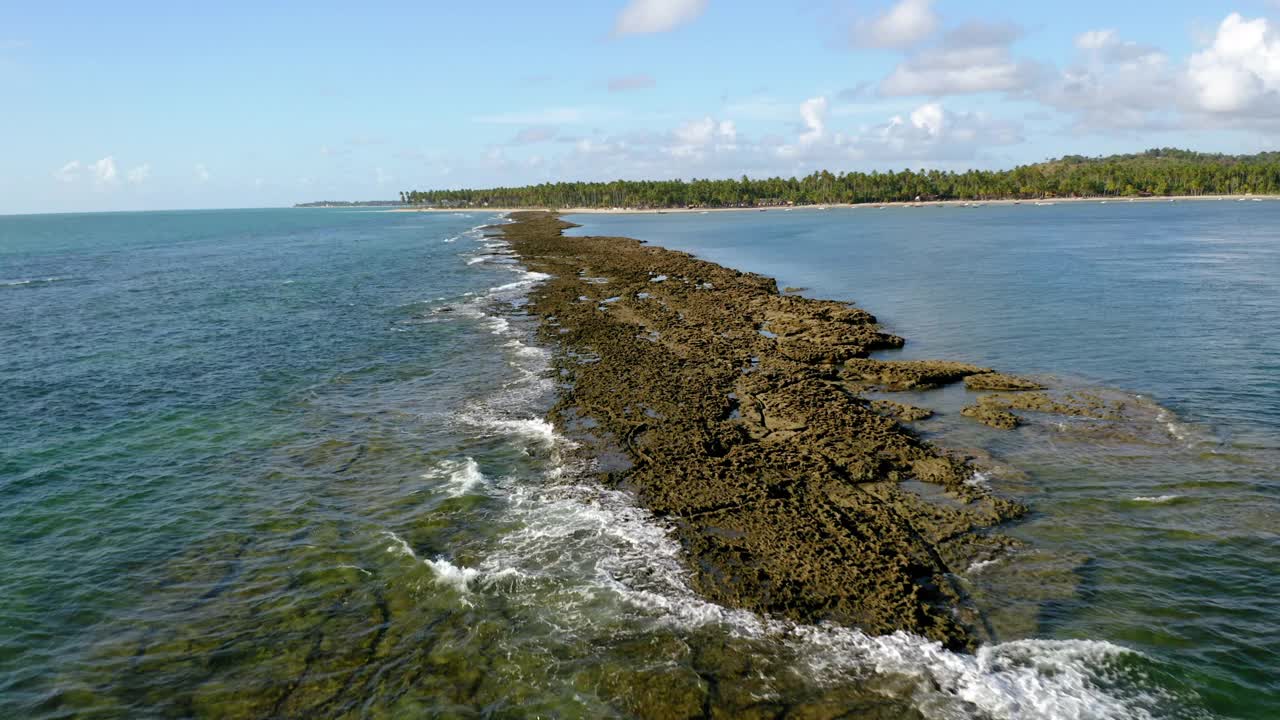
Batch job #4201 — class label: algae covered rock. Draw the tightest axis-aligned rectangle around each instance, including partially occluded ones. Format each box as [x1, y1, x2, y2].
[870, 399, 934, 422]
[843, 358, 990, 390]
[961, 402, 1021, 429]
[500, 211, 1037, 652]
[963, 372, 1045, 391]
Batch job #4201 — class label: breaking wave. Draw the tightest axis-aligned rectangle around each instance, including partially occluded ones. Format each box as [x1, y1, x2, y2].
[421, 457, 486, 497]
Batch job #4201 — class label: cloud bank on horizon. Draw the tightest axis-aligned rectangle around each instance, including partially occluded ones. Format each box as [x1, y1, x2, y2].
[6, 0, 1280, 213]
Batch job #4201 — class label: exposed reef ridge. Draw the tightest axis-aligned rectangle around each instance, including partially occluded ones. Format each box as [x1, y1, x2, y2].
[501, 211, 1045, 651]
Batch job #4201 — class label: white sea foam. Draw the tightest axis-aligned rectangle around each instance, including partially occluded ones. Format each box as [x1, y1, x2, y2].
[422, 457, 486, 497]
[965, 470, 992, 488]
[483, 316, 511, 335]
[426, 557, 482, 593]
[1156, 409, 1187, 441]
[1, 276, 69, 288]
[489, 270, 551, 292]
[383, 530, 417, 559]
[488, 279, 534, 294]
[482, 470, 1166, 720]
[383, 530, 481, 597]
[1132, 494, 1181, 504]
[503, 339, 550, 360]
[967, 558, 1000, 573]
[484, 417, 558, 446]
[791, 629, 1160, 720]
[466, 256, 487, 265]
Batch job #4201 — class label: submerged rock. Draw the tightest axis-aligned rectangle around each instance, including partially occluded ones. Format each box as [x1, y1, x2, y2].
[962, 390, 1126, 430]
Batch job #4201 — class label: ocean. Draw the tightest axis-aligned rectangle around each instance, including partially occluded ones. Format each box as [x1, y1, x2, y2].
[1, 203, 1275, 718]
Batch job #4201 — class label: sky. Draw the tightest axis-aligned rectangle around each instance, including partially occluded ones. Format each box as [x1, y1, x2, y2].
[3, 0, 1280, 214]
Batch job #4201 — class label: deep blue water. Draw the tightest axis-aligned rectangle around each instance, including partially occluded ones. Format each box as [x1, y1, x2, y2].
[0, 204, 1275, 719]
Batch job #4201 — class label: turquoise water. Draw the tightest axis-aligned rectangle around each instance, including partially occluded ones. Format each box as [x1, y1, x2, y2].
[0, 204, 1274, 718]
[568, 202, 1280, 719]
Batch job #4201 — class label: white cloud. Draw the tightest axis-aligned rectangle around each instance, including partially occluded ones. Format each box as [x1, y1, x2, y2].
[1042, 30, 1175, 132]
[776, 96, 834, 159]
[871, 102, 1021, 156]
[1188, 13, 1280, 115]
[471, 96, 1027, 189]
[54, 160, 81, 184]
[194, 163, 210, 183]
[127, 163, 151, 184]
[880, 22, 1042, 96]
[615, 0, 708, 35]
[798, 96, 827, 145]
[1074, 28, 1164, 64]
[718, 120, 737, 144]
[669, 116, 738, 158]
[1039, 14, 1280, 132]
[91, 156, 118, 185]
[774, 95, 1021, 166]
[854, 0, 938, 49]
[1075, 29, 1116, 51]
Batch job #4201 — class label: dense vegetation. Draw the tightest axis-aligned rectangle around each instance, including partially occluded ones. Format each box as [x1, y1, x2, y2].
[400, 149, 1280, 208]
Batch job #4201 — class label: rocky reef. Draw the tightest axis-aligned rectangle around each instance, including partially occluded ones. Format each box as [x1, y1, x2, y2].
[502, 212, 1038, 651]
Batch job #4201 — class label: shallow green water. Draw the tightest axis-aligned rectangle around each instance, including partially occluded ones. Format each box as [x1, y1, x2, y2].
[0, 205, 1272, 718]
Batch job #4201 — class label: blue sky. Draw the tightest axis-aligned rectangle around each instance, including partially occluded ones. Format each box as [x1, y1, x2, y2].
[3, 0, 1280, 214]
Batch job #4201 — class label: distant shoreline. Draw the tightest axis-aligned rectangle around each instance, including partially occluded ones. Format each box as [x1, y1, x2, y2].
[383, 194, 1276, 215]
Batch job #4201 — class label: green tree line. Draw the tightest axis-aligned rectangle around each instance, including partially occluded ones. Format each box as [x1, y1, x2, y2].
[399, 149, 1280, 208]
